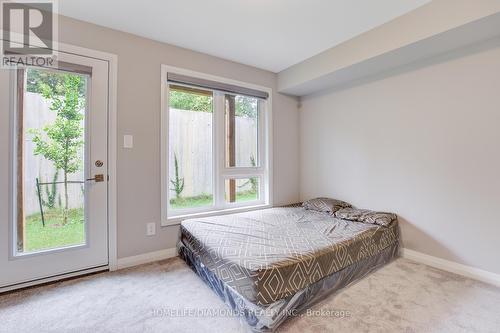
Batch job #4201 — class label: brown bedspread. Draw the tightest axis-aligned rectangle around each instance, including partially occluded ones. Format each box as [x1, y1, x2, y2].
[180, 207, 399, 305]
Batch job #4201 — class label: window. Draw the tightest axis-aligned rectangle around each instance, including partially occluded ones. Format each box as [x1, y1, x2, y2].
[162, 68, 271, 221]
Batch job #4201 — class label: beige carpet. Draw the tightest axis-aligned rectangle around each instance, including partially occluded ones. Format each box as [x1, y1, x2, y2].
[1, 257, 499, 333]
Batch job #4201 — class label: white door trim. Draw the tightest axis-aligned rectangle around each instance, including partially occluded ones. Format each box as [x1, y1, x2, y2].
[1, 35, 119, 273]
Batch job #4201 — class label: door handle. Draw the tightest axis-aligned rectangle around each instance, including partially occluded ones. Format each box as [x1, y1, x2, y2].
[86, 174, 105, 182]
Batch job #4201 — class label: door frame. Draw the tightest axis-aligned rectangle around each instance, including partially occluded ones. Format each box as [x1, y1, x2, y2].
[0, 35, 118, 291]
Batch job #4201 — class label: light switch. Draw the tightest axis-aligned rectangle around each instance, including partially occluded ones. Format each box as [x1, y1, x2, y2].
[123, 135, 133, 149]
[146, 223, 156, 236]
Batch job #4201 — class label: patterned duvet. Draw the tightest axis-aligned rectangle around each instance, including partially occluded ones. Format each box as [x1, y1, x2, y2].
[180, 207, 399, 305]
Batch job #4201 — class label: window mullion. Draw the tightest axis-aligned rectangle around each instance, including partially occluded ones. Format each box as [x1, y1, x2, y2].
[220, 169, 264, 177]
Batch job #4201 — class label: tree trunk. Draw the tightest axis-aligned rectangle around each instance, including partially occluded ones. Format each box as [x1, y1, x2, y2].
[63, 170, 68, 225]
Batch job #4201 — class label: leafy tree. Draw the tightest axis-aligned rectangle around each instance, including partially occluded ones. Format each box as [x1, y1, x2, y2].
[169, 90, 213, 113]
[170, 153, 185, 199]
[235, 95, 258, 118]
[169, 90, 258, 118]
[27, 69, 86, 96]
[30, 73, 85, 225]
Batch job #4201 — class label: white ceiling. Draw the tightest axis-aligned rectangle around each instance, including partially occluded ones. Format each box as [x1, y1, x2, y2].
[59, 0, 431, 73]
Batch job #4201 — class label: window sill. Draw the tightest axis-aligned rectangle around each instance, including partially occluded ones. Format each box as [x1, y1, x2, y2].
[161, 203, 272, 227]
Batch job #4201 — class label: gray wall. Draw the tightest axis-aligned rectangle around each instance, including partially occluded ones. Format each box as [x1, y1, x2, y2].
[56, 15, 300, 259]
[299, 38, 500, 274]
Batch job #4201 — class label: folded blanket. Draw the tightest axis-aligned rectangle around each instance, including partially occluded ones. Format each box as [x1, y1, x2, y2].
[335, 208, 396, 227]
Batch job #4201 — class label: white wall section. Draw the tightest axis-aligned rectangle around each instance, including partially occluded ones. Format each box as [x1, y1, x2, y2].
[278, 0, 500, 95]
[299, 38, 500, 274]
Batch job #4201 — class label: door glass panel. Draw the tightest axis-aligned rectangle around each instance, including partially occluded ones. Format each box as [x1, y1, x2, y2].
[16, 67, 88, 254]
[168, 85, 214, 211]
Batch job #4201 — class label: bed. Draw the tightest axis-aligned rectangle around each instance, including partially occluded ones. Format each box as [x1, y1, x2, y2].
[178, 203, 400, 332]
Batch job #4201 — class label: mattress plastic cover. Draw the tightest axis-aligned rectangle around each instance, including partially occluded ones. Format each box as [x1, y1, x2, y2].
[178, 240, 400, 332]
[180, 207, 399, 305]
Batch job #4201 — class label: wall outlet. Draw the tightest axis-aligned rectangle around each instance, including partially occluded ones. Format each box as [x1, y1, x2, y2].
[146, 222, 156, 236]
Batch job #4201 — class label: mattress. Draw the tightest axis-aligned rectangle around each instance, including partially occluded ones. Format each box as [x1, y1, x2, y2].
[180, 206, 399, 305]
[179, 240, 399, 332]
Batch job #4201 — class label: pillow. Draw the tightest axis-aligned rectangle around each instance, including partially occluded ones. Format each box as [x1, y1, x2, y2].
[302, 197, 352, 214]
[334, 208, 396, 227]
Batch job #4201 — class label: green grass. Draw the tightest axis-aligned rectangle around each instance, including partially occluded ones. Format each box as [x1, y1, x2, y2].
[24, 208, 85, 253]
[23, 190, 258, 252]
[235, 190, 259, 203]
[170, 193, 213, 210]
[170, 190, 258, 210]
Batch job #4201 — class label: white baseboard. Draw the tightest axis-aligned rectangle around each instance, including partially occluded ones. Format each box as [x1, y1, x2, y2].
[116, 247, 500, 288]
[116, 248, 177, 270]
[401, 248, 500, 288]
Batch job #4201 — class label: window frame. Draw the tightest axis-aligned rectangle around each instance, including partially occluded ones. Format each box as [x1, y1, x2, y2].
[160, 65, 273, 226]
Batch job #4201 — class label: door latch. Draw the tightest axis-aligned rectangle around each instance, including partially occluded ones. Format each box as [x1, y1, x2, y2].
[86, 174, 105, 182]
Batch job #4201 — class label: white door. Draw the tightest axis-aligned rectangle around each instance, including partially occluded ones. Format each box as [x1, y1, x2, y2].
[0, 51, 110, 290]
